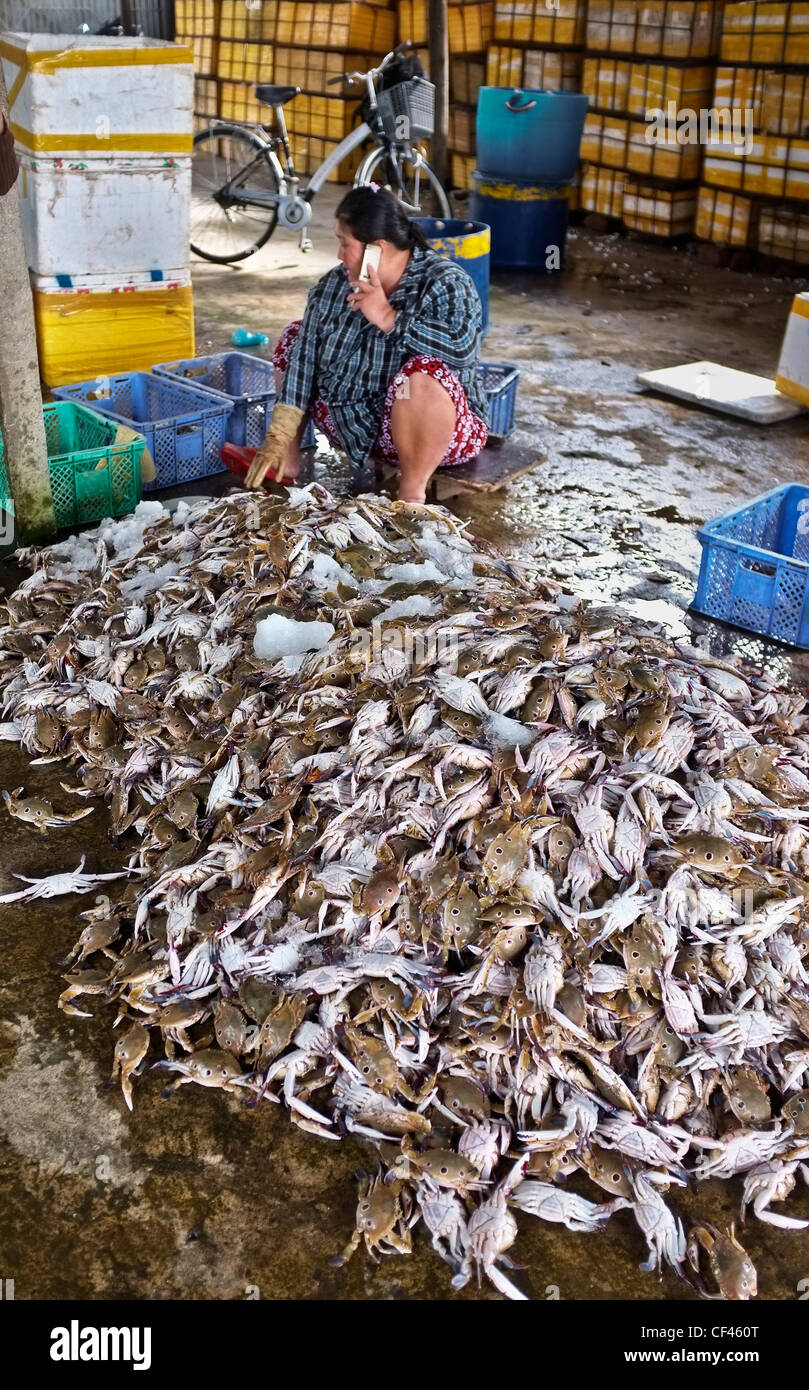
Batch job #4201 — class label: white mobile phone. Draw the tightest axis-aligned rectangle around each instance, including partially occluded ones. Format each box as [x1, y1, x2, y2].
[359, 243, 381, 282]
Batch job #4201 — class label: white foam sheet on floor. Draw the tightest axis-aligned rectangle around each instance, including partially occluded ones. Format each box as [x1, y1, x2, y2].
[637, 360, 803, 423]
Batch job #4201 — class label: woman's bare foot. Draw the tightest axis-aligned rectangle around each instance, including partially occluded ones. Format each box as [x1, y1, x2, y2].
[397, 485, 427, 504]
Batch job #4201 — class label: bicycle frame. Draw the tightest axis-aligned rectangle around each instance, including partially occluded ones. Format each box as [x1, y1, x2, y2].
[194, 46, 446, 251]
[303, 122, 373, 196]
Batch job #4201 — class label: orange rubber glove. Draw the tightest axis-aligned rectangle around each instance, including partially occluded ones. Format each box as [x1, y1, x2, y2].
[244, 403, 305, 488]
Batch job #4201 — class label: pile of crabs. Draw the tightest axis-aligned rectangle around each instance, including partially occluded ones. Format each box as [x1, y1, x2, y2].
[1, 483, 808, 1300]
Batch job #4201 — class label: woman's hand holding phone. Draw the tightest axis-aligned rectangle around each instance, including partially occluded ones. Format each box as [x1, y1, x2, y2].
[347, 256, 396, 333]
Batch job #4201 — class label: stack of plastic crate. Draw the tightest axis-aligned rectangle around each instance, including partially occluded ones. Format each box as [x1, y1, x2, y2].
[581, 0, 722, 235]
[270, 52, 373, 183]
[449, 48, 485, 189]
[266, 2, 395, 181]
[696, 1, 809, 266]
[397, 0, 492, 191]
[447, 3, 493, 191]
[0, 31, 195, 387]
[174, 0, 220, 131]
[214, 0, 276, 125]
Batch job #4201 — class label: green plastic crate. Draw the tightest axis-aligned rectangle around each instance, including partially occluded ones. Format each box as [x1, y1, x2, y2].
[0, 400, 145, 530]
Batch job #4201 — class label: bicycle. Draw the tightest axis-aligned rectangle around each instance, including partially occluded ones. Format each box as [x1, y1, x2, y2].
[190, 40, 451, 264]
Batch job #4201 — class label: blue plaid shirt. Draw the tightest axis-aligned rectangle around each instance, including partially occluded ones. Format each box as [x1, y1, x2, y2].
[278, 244, 488, 465]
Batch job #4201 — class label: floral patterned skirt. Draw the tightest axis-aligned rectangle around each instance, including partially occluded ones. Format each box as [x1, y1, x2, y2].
[273, 320, 488, 468]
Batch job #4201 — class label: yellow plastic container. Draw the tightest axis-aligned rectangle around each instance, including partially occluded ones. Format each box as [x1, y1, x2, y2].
[695, 184, 759, 247]
[194, 75, 220, 117]
[583, 57, 631, 113]
[622, 179, 697, 236]
[580, 163, 627, 217]
[627, 118, 702, 180]
[217, 0, 278, 39]
[273, 46, 373, 91]
[449, 104, 475, 156]
[286, 95, 356, 141]
[398, 0, 428, 45]
[34, 279, 195, 388]
[451, 56, 485, 106]
[175, 0, 221, 35]
[216, 41, 274, 83]
[760, 207, 809, 263]
[219, 81, 267, 123]
[449, 2, 494, 53]
[587, 0, 720, 58]
[776, 291, 809, 402]
[762, 68, 809, 136]
[275, 3, 395, 52]
[494, 0, 585, 47]
[450, 151, 476, 190]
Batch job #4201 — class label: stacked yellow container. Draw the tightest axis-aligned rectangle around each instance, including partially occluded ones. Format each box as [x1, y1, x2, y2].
[213, 0, 275, 128]
[450, 4, 494, 192]
[696, 1, 809, 264]
[175, 0, 220, 130]
[580, 0, 722, 234]
[395, 1, 492, 190]
[212, 1, 396, 180]
[1, 32, 195, 386]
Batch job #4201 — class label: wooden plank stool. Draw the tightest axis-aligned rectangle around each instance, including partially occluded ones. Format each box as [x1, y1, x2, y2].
[374, 434, 545, 503]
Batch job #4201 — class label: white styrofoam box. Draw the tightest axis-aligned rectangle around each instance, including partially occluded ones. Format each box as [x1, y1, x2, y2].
[18, 155, 190, 279]
[638, 360, 803, 423]
[776, 292, 809, 407]
[0, 32, 193, 159]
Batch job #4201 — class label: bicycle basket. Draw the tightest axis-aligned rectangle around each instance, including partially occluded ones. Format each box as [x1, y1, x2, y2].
[377, 77, 435, 142]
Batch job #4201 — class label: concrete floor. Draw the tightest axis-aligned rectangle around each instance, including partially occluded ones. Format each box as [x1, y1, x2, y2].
[2, 188, 809, 1301]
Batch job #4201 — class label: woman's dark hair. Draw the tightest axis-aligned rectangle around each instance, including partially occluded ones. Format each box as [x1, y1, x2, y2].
[335, 186, 429, 250]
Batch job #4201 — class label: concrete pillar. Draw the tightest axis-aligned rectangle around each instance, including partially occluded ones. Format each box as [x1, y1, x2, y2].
[0, 68, 56, 545]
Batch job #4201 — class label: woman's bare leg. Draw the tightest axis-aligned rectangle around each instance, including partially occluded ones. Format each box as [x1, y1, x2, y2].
[389, 371, 456, 504]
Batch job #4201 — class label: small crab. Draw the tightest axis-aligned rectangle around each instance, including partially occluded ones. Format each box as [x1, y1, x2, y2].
[330, 1168, 412, 1267]
[154, 1048, 251, 1097]
[110, 1022, 150, 1110]
[687, 1221, 758, 1300]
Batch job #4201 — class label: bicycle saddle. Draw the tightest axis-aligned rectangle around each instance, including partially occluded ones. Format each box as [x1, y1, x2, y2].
[254, 84, 300, 106]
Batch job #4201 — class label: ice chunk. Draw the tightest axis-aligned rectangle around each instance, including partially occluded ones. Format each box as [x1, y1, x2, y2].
[416, 525, 476, 585]
[254, 614, 335, 660]
[382, 559, 447, 584]
[45, 500, 166, 577]
[376, 594, 438, 623]
[308, 552, 356, 590]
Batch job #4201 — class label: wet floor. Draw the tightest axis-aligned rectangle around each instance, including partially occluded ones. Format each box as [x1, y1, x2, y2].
[2, 191, 809, 1300]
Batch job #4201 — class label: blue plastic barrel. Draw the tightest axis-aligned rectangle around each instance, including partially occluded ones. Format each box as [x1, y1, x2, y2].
[469, 175, 570, 271]
[476, 88, 589, 183]
[412, 217, 490, 331]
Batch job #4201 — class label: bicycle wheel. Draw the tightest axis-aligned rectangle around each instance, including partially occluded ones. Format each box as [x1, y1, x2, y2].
[356, 146, 451, 219]
[191, 124, 281, 264]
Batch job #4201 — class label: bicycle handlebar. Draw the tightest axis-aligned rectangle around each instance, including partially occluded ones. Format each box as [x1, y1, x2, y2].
[325, 39, 413, 90]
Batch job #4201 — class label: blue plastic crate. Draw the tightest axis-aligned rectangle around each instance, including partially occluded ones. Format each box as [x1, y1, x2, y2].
[481, 362, 519, 438]
[693, 483, 809, 649]
[152, 352, 317, 450]
[51, 372, 233, 490]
